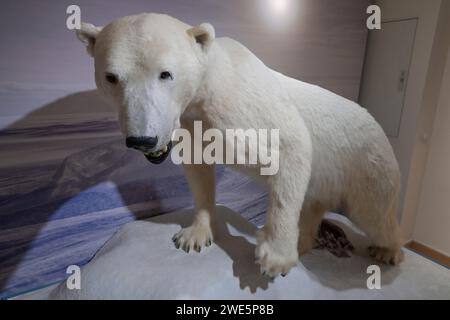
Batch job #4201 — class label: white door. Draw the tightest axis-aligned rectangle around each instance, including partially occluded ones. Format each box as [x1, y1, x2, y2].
[359, 19, 417, 137]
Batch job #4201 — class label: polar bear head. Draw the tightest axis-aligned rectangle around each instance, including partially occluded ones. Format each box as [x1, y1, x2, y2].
[76, 13, 215, 163]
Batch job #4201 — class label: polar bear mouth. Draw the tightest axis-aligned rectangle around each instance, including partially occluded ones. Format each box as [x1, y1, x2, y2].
[144, 141, 172, 164]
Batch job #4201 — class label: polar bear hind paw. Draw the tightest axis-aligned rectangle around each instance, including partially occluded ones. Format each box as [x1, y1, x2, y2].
[368, 246, 404, 265]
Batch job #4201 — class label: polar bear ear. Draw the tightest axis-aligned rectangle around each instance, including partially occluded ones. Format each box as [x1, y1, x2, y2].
[76, 22, 103, 57]
[187, 23, 215, 51]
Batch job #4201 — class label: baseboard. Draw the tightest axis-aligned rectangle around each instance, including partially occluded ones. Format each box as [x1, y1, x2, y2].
[405, 241, 450, 268]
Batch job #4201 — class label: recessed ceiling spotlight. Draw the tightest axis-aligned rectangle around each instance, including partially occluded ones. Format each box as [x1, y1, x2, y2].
[270, 0, 288, 15]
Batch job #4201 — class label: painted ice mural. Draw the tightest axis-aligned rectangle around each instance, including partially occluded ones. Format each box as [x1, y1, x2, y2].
[0, 90, 267, 298]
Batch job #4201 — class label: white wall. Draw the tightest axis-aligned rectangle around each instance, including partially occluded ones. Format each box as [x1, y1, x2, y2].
[373, 0, 445, 238]
[413, 47, 450, 256]
[377, 0, 450, 251]
[399, 0, 450, 243]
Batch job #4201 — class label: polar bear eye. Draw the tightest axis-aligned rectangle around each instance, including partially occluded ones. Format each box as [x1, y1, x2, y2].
[160, 71, 173, 80]
[105, 73, 118, 85]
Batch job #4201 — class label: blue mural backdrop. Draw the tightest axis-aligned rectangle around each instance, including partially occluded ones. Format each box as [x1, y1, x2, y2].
[0, 90, 267, 298]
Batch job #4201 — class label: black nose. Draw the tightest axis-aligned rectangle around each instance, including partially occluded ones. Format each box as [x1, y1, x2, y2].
[126, 136, 158, 151]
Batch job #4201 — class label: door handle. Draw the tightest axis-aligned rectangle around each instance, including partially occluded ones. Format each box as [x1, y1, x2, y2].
[398, 70, 407, 92]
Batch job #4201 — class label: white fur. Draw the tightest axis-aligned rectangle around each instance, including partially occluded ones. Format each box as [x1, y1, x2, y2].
[77, 13, 404, 278]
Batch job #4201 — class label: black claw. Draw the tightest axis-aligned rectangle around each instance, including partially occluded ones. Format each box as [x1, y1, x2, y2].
[175, 243, 180, 249]
[281, 273, 287, 277]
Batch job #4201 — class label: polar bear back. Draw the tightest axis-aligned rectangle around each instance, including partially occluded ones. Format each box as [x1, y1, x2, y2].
[273, 71, 400, 209]
[207, 36, 399, 208]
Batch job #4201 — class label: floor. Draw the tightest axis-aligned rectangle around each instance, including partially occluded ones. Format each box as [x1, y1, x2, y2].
[13, 206, 450, 300]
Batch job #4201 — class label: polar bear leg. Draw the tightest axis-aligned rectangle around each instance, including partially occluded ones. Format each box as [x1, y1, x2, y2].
[298, 202, 326, 256]
[256, 168, 311, 277]
[255, 203, 301, 277]
[348, 191, 404, 265]
[172, 164, 216, 253]
[365, 208, 404, 265]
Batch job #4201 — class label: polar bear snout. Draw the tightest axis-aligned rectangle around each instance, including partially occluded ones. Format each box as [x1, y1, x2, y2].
[126, 136, 173, 165]
[125, 136, 158, 152]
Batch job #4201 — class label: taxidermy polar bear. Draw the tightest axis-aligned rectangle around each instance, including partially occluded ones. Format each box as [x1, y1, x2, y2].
[76, 13, 404, 277]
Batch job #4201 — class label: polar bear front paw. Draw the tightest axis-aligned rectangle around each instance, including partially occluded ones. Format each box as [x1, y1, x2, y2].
[172, 224, 213, 253]
[255, 230, 298, 278]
